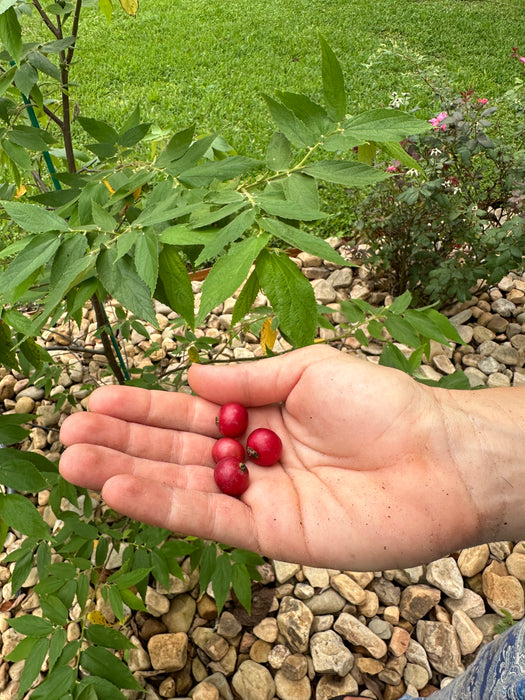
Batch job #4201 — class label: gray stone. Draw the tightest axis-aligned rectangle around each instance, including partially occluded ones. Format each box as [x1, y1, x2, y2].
[477, 356, 502, 374]
[277, 596, 314, 653]
[305, 589, 346, 615]
[452, 610, 484, 655]
[464, 367, 487, 387]
[491, 298, 516, 317]
[443, 588, 486, 619]
[416, 621, 464, 677]
[334, 612, 387, 659]
[310, 630, 353, 676]
[273, 561, 301, 584]
[492, 344, 519, 365]
[311, 279, 337, 304]
[425, 557, 464, 599]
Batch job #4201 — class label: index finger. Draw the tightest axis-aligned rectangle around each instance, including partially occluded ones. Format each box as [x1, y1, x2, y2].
[87, 385, 221, 436]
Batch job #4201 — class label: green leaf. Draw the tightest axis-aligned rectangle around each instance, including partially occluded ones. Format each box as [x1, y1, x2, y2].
[108, 586, 124, 623]
[97, 248, 157, 327]
[0, 7, 22, 64]
[1, 201, 69, 233]
[0, 458, 48, 492]
[275, 91, 332, 135]
[107, 567, 151, 589]
[19, 636, 49, 697]
[76, 676, 127, 700]
[5, 636, 39, 663]
[379, 140, 423, 172]
[266, 132, 291, 172]
[14, 62, 38, 99]
[1, 138, 31, 171]
[165, 134, 217, 176]
[158, 225, 215, 247]
[388, 290, 412, 314]
[0, 415, 30, 445]
[156, 125, 196, 168]
[255, 248, 317, 347]
[48, 627, 67, 673]
[231, 563, 252, 613]
[9, 615, 54, 638]
[262, 94, 317, 148]
[0, 494, 49, 539]
[7, 125, 55, 151]
[178, 156, 260, 187]
[211, 553, 232, 614]
[379, 342, 412, 373]
[302, 160, 389, 187]
[283, 172, 319, 211]
[77, 117, 118, 144]
[119, 587, 147, 612]
[198, 543, 217, 592]
[0, 0, 17, 14]
[231, 268, 260, 327]
[404, 309, 452, 344]
[26, 664, 75, 700]
[191, 201, 246, 228]
[135, 228, 159, 295]
[92, 201, 117, 231]
[118, 122, 151, 148]
[156, 244, 195, 328]
[85, 625, 136, 650]
[259, 217, 349, 266]
[196, 234, 270, 324]
[195, 208, 255, 266]
[426, 308, 465, 344]
[255, 197, 328, 221]
[150, 549, 171, 593]
[319, 33, 346, 122]
[357, 141, 376, 166]
[40, 595, 69, 626]
[344, 109, 431, 142]
[384, 315, 422, 349]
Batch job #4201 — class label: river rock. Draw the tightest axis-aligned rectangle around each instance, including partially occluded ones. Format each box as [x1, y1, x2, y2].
[333, 612, 387, 659]
[416, 621, 464, 677]
[310, 630, 353, 676]
[399, 585, 442, 624]
[232, 661, 275, 700]
[425, 557, 464, 599]
[277, 597, 314, 653]
[148, 632, 188, 672]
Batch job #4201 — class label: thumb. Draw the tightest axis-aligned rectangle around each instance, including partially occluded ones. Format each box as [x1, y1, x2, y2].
[188, 345, 337, 407]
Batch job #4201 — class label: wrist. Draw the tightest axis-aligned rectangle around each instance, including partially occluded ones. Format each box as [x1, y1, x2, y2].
[438, 385, 525, 547]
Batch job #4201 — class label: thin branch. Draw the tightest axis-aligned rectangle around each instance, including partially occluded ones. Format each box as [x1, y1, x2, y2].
[31, 0, 60, 37]
[66, 0, 83, 65]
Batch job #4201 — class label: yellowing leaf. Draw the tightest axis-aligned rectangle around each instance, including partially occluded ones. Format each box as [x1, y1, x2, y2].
[260, 318, 277, 355]
[188, 346, 200, 363]
[133, 186, 142, 201]
[103, 180, 115, 195]
[119, 0, 138, 16]
[87, 610, 110, 627]
[14, 185, 26, 199]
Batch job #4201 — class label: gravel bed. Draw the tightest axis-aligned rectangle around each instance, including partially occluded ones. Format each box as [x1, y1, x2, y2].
[1, 243, 525, 699]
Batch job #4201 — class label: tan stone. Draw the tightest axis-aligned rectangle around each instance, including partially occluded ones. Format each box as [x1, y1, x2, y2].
[389, 626, 411, 656]
[330, 573, 366, 605]
[457, 544, 490, 577]
[147, 632, 188, 672]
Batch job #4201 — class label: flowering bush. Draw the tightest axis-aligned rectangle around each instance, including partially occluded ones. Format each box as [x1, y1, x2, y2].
[355, 88, 525, 303]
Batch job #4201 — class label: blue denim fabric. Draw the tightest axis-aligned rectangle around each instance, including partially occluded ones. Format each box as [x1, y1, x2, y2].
[399, 618, 525, 699]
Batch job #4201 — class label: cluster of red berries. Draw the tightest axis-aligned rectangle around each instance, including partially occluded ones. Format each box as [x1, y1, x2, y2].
[213, 402, 282, 497]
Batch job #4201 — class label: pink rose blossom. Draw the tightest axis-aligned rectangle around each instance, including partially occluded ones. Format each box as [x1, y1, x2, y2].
[478, 98, 488, 105]
[429, 111, 448, 131]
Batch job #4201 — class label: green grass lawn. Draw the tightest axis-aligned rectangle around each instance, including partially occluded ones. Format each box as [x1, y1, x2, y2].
[72, 0, 525, 157]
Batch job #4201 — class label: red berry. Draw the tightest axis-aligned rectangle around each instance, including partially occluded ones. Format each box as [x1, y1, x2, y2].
[212, 437, 245, 463]
[246, 428, 282, 466]
[214, 457, 250, 496]
[216, 402, 249, 438]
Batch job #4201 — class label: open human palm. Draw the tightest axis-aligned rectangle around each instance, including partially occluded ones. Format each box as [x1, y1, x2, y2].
[60, 345, 481, 571]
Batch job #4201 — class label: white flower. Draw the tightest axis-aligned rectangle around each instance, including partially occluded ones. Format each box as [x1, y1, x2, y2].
[430, 148, 442, 156]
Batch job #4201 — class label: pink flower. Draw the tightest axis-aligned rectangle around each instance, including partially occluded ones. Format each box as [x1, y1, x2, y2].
[386, 165, 398, 172]
[429, 111, 448, 131]
[520, 57, 525, 64]
[478, 98, 488, 105]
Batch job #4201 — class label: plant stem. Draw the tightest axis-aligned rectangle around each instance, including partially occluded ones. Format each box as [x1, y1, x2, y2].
[91, 295, 127, 385]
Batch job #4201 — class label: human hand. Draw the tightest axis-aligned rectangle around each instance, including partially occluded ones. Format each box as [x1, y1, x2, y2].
[59, 345, 507, 571]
